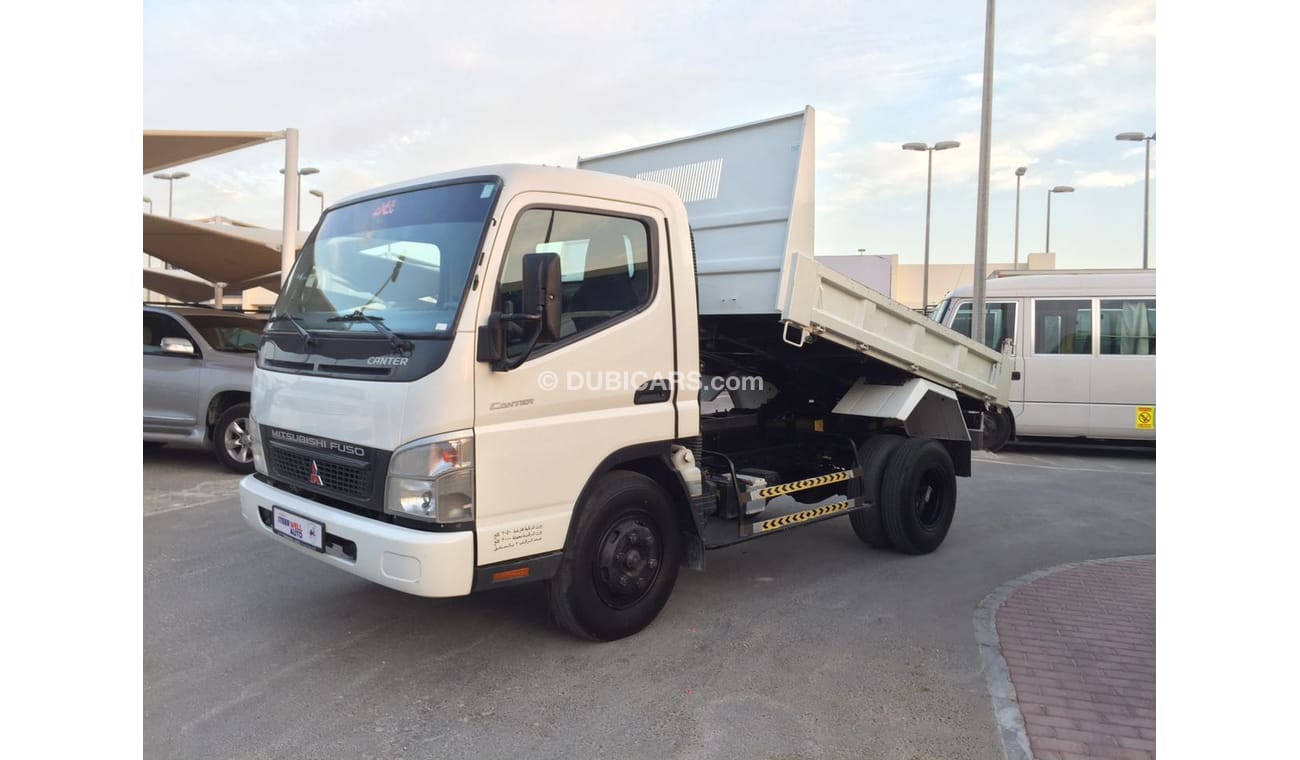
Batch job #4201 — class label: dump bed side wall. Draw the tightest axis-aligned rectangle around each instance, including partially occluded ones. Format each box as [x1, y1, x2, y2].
[779, 251, 1010, 405]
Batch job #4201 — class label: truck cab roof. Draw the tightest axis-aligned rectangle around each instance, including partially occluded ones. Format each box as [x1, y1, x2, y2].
[334, 163, 686, 216]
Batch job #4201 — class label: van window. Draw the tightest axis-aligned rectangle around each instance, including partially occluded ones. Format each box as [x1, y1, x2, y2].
[1033, 299, 1092, 355]
[950, 302, 1017, 350]
[932, 298, 950, 323]
[1100, 299, 1156, 355]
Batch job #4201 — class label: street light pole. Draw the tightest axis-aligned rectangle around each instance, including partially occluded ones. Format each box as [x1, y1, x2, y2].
[1013, 167, 1026, 270]
[151, 171, 190, 217]
[309, 188, 325, 217]
[1116, 132, 1156, 268]
[280, 166, 320, 230]
[971, 0, 997, 345]
[1045, 185, 1075, 259]
[903, 140, 960, 315]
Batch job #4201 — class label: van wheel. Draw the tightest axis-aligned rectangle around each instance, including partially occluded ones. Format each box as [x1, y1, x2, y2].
[546, 471, 681, 641]
[849, 435, 904, 549]
[214, 403, 255, 474]
[983, 408, 1013, 452]
[880, 438, 957, 555]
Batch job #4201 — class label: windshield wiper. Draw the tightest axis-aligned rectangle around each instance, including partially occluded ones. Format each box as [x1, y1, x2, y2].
[267, 313, 317, 350]
[326, 310, 413, 353]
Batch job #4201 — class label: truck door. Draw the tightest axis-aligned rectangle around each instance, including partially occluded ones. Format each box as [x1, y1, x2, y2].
[472, 194, 678, 566]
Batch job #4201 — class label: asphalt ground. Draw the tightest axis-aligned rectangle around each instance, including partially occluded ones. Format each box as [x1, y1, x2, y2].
[143, 440, 1155, 760]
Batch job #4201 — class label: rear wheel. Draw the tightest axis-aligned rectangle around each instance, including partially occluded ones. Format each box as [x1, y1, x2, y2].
[849, 435, 904, 549]
[879, 438, 957, 555]
[214, 403, 255, 474]
[546, 471, 681, 641]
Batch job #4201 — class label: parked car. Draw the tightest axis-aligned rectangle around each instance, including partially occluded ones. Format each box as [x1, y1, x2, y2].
[143, 304, 265, 473]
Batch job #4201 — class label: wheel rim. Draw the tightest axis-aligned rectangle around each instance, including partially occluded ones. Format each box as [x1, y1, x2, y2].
[224, 417, 253, 463]
[914, 469, 947, 530]
[592, 511, 663, 610]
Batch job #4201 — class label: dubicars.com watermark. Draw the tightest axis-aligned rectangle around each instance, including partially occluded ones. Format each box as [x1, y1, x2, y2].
[537, 370, 763, 394]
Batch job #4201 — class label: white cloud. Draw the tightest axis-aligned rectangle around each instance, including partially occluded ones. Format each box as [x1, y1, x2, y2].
[1075, 169, 1153, 188]
[145, 0, 1157, 268]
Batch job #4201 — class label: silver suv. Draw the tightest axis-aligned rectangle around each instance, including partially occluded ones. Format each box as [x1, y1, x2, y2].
[143, 305, 265, 473]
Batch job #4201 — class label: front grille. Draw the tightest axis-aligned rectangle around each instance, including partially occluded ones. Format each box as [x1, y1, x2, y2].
[269, 446, 372, 498]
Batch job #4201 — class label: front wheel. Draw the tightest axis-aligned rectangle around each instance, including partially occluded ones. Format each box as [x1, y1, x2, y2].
[546, 471, 681, 641]
[214, 403, 255, 474]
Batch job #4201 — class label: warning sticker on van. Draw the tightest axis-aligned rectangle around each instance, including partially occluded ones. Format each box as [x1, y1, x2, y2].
[1135, 406, 1155, 430]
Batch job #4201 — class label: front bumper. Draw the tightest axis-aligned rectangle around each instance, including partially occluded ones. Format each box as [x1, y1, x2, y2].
[239, 475, 474, 597]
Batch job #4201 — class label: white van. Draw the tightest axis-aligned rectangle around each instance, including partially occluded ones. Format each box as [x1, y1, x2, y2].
[933, 270, 1155, 450]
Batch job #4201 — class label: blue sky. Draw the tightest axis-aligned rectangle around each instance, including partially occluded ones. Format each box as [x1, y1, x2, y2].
[143, 0, 1156, 270]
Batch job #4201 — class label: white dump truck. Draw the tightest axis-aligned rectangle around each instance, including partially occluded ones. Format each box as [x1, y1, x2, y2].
[239, 107, 1011, 640]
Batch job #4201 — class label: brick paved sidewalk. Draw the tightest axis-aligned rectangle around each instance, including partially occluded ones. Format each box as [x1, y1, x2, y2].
[994, 557, 1156, 760]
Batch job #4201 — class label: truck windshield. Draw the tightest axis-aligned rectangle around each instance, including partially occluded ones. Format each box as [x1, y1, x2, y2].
[273, 180, 498, 336]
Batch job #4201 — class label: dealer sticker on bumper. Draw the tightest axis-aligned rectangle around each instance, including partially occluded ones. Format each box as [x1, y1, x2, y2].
[272, 506, 325, 552]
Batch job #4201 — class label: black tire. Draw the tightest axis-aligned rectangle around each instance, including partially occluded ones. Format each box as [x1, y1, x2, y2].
[983, 408, 1013, 452]
[213, 403, 255, 474]
[849, 435, 905, 549]
[879, 438, 957, 555]
[546, 471, 681, 641]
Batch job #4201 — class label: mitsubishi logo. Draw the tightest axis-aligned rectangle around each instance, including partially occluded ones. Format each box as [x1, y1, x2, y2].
[308, 460, 323, 486]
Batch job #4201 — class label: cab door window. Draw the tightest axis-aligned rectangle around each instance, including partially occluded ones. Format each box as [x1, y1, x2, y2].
[497, 209, 651, 356]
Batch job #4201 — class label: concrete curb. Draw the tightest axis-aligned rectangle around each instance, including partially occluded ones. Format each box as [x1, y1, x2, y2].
[973, 554, 1156, 760]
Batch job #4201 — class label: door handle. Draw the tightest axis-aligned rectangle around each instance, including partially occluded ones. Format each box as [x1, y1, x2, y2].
[633, 381, 672, 405]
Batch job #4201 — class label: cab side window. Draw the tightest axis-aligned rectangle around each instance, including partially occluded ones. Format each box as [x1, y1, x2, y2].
[498, 209, 651, 355]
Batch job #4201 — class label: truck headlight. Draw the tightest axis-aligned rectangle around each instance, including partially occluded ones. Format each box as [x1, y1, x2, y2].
[385, 433, 474, 523]
[249, 413, 268, 476]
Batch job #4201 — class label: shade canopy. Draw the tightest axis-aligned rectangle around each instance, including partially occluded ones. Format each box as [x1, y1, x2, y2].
[238, 270, 284, 294]
[143, 267, 227, 303]
[143, 213, 303, 286]
[144, 130, 283, 175]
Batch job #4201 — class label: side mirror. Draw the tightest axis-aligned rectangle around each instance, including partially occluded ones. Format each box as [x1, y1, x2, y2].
[477, 313, 504, 363]
[160, 337, 196, 356]
[521, 252, 562, 343]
